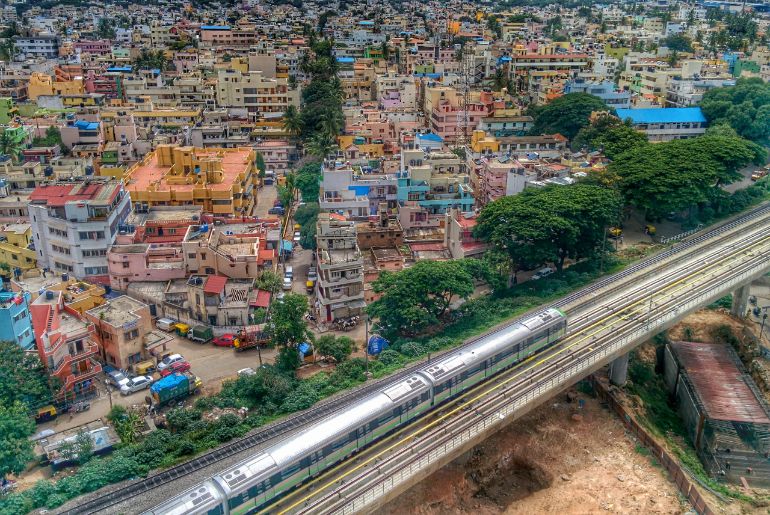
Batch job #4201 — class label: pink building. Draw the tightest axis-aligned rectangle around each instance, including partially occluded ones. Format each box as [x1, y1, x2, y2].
[253, 140, 294, 172]
[430, 101, 488, 143]
[474, 156, 530, 206]
[73, 40, 112, 55]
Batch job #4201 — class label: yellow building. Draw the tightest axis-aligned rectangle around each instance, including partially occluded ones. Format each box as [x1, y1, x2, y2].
[470, 130, 500, 154]
[126, 144, 257, 215]
[27, 72, 84, 101]
[0, 223, 37, 275]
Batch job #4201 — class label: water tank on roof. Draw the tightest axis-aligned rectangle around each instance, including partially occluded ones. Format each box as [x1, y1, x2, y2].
[45, 290, 54, 300]
[62, 273, 69, 282]
[196, 277, 203, 285]
[199, 224, 208, 233]
[44, 166, 54, 177]
[85, 166, 94, 175]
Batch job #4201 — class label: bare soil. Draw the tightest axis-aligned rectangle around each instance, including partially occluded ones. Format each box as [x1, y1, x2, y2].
[377, 391, 685, 515]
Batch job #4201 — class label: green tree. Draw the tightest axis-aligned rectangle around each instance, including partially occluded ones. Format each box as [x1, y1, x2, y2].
[96, 18, 116, 40]
[0, 131, 22, 162]
[0, 39, 16, 62]
[368, 260, 476, 335]
[107, 406, 142, 445]
[609, 134, 765, 219]
[294, 202, 321, 227]
[662, 33, 693, 52]
[475, 184, 623, 273]
[700, 78, 770, 143]
[255, 152, 266, 180]
[277, 171, 297, 210]
[294, 162, 322, 202]
[306, 133, 337, 158]
[0, 341, 55, 411]
[32, 126, 62, 148]
[255, 270, 282, 293]
[315, 335, 355, 363]
[572, 113, 649, 159]
[133, 49, 168, 71]
[268, 294, 313, 371]
[0, 401, 35, 479]
[528, 93, 612, 141]
[282, 104, 303, 143]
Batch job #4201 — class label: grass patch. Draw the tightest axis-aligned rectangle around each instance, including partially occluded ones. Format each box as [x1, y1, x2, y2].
[707, 295, 733, 310]
[634, 443, 651, 456]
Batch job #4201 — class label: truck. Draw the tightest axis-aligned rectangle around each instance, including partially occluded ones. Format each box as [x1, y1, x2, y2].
[187, 325, 213, 344]
[233, 328, 269, 352]
[149, 372, 201, 407]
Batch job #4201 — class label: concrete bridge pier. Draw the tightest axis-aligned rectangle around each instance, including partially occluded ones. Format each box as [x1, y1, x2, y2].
[731, 284, 751, 317]
[609, 353, 629, 386]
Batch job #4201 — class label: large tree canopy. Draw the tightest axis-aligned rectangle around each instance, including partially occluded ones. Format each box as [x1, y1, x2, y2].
[700, 78, 770, 143]
[608, 134, 765, 219]
[368, 260, 479, 335]
[572, 113, 649, 159]
[0, 401, 35, 479]
[474, 184, 623, 273]
[0, 340, 55, 411]
[528, 93, 613, 141]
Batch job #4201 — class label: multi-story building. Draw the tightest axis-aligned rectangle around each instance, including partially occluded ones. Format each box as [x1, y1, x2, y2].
[509, 50, 591, 98]
[0, 289, 34, 349]
[187, 275, 253, 326]
[126, 144, 257, 216]
[215, 69, 299, 122]
[478, 115, 534, 137]
[315, 213, 365, 322]
[444, 208, 487, 259]
[665, 76, 736, 107]
[398, 146, 474, 217]
[14, 35, 60, 58]
[615, 107, 707, 142]
[28, 179, 132, 281]
[497, 134, 569, 159]
[26, 72, 85, 101]
[0, 223, 37, 276]
[30, 289, 101, 396]
[84, 295, 153, 369]
[563, 78, 631, 108]
[375, 73, 418, 110]
[472, 156, 533, 206]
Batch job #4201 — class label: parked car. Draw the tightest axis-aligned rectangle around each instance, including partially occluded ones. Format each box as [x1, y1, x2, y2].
[160, 361, 191, 377]
[238, 367, 256, 377]
[284, 265, 293, 278]
[212, 334, 237, 347]
[268, 206, 285, 215]
[293, 231, 301, 244]
[531, 267, 554, 281]
[156, 318, 176, 331]
[106, 370, 131, 389]
[157, 353, 185, 371]
[307, 267, 317, 281]
[282, 276, 293, 290]
[751, 169, 768, 181]
[120, 375, 154, 396]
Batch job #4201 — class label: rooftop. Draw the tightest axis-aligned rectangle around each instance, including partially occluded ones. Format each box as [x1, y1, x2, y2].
[86, 296, 146, 327]
[29, 180, 122, 208]
[616, 107, 707, 124]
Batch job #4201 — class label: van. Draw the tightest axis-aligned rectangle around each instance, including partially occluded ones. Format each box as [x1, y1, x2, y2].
[531, 268, 554, 281]
[156, 318, 176, 331]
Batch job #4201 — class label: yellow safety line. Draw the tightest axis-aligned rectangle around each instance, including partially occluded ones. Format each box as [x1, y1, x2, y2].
[271, 234, 770, 514]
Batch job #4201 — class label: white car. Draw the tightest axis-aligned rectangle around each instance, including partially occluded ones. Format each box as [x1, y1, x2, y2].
[282, 276, 293, 290]
[157, 353, 184, 371]
[106, 370, 131, 390]
[307, 267, 317, 281]
[531, 267, 555, 280]
[237, 367, 256, 377]
[293, 231, 301, 244]
[120, 375, 154, 396]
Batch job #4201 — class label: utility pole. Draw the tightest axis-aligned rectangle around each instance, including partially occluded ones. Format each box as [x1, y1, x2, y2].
[364, 315, 370, 378]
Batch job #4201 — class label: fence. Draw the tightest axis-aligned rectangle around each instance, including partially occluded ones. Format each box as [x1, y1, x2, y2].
[592, 378, 715, 515]
[661, 225, 704, 244]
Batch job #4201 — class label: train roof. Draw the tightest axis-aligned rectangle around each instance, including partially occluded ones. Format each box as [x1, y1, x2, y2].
[268, 374, 430, 467]
[144, 480, 222, 515]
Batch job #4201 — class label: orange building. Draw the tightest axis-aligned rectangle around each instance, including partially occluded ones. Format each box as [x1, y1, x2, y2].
[125, 144, 257, 215]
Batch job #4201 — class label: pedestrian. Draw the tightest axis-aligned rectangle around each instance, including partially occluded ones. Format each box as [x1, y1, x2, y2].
[725, 460, 731, 470]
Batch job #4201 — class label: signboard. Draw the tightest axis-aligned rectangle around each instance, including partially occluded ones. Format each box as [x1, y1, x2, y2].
[367, 335, 389, 356]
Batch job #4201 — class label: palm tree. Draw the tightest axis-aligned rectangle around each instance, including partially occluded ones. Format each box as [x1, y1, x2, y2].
[307, 134, 337, 158]
[0, 40, 16, 62]
[318, 110, 342, 142]
[283, 105, 303, 141]
[0, 130, 22, 163]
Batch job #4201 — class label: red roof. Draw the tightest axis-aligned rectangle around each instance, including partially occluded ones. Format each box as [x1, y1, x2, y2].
[250, 290, 271, 308]
[29, 182, 120, 208]
[203, 275, 227, 295]
[409, 242, 447, 252]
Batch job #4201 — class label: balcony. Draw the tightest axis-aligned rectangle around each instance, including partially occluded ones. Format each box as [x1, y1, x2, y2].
[63, 358, 103, 389]
[51, 339, 100, 377]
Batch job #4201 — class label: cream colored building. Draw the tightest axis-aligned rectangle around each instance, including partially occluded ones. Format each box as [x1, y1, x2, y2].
[215, 69, 299, 121]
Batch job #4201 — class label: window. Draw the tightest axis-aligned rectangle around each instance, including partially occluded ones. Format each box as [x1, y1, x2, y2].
[54, 262, 74, 272]
[85, 266, 108, 275]
[12, 311, 26, 322]
[124, 329, 139, 341]
[83, 249, 107, 257]
[79, 231, 105, 240]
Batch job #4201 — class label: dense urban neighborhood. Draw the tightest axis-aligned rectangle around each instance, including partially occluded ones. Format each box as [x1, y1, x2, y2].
[1, 0, 770, 513]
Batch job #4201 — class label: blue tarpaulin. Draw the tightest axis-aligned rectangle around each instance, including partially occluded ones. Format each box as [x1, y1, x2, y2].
[368, 335, 389, 355]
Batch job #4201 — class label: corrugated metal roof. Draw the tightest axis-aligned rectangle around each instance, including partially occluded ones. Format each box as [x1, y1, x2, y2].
[672, 342, 770, 424]
[203, 275, 227, 295]
[616, 107, 707, 124]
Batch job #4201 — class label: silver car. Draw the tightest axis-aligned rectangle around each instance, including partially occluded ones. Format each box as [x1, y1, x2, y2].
[120, 375, 154, 396]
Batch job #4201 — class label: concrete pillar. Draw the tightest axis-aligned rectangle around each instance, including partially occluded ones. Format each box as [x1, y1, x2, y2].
[731, 284, 751, 317]
[609, 353, 629, 387]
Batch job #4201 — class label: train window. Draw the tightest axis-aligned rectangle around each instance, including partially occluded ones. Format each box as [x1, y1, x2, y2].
[269, 472, 282, 487]
[421, 391, 430, 401]
[378, 413, 392, 425]
[281, 463, 301, 479]
[332, 436, 348, 451]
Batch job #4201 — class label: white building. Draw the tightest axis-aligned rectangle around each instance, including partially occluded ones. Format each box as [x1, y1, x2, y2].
[29, 179, 131, 280]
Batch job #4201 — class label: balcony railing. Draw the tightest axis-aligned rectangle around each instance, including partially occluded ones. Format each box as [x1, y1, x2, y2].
[63, 358, 102, 389]
[51, 340, 99, 376]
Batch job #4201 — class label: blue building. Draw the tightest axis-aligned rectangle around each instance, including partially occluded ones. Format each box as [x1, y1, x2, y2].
[563, 78, 631, 109]
[614, 107, 707, 142]
[0, 289, 34, 350]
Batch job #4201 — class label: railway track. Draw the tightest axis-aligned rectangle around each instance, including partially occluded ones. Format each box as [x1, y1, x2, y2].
[64, 203, 770, 514]
[284, 222, 770, 514]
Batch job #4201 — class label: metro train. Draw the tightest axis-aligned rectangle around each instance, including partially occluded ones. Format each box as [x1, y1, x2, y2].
[145, 308, 568, 515]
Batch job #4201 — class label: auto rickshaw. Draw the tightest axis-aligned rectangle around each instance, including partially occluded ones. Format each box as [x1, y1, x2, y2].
[306, 280, 315, 293]
[174, 323, 190, 337]
[133, 359, 156, 375]
[34, 405, 57, 424]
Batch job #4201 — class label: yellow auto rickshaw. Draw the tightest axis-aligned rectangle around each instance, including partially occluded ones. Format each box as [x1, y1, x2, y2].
[35, 405, 57, 424]
[134, 359, 156, 375]
[174, 323, 190, 337]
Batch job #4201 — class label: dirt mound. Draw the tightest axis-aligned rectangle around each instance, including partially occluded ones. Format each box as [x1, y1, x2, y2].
[377, 391, 684, 514]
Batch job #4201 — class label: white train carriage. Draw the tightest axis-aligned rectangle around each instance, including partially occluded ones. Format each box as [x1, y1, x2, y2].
[144, 479, 226, 515]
